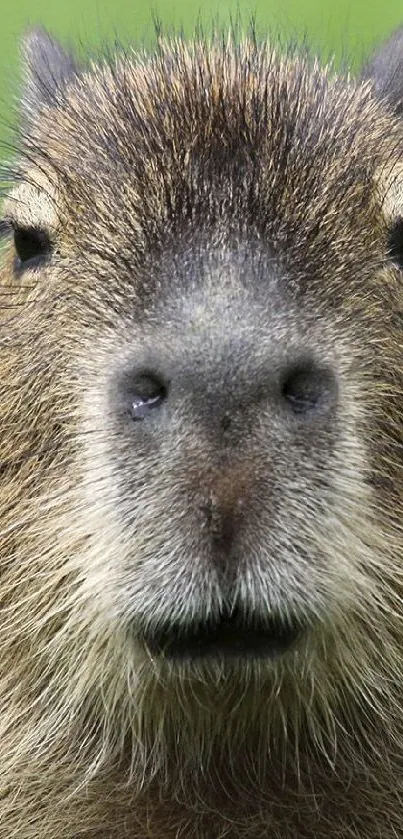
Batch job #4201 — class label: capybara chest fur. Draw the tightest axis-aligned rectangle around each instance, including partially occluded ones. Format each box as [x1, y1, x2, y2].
[3, 24, 403, 839]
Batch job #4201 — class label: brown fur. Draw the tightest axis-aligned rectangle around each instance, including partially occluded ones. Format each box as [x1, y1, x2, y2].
[2, 28, 403, 838]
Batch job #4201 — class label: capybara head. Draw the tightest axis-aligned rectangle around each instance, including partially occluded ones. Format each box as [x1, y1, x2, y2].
[3, 25, 403, 839]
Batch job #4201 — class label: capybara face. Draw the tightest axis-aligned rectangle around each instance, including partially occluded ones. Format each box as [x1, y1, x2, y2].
[3, 28, 403, 839]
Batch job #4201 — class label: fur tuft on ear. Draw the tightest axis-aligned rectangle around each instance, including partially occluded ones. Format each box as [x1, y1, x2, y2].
[20, 27, 78, 118]
[362, 26, 403, 116]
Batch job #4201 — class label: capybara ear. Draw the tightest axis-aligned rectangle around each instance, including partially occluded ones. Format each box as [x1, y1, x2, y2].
[362, 26, 403, 116]
[20, 27, 78, 118]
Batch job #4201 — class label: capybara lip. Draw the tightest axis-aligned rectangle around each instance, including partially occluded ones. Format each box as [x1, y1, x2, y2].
[139, 612, 302, 660]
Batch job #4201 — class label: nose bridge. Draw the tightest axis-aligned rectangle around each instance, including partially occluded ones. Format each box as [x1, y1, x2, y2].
[157, 248, 297, 415]
[174, 270, 268, 359]
[170, 290, 276, 421]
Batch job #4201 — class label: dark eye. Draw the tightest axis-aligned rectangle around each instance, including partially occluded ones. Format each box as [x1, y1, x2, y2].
[387, 217, 403, 269]
[13, 227, 51, 270]
[127, 374, 167, 421]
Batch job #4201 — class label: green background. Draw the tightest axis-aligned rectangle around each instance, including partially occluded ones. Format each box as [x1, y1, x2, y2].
[0, 0, 402, 144]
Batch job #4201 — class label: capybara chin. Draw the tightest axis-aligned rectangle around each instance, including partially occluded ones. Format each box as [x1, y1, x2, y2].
[2, 23, 403, 839]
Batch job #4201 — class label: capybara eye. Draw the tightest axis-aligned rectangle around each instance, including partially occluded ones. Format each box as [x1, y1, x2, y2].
[387, 217, 403, 269]
[13, 226, 51, 270]
[127, 375, 167, 421]
[281, 364, 335, 415]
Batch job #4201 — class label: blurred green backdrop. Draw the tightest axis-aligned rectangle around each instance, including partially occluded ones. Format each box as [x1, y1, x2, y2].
[0, 0, 402, 145]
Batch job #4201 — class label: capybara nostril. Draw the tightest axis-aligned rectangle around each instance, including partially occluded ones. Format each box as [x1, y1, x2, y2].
[280, 361, 338, 416]
[122, 372, 168, 421]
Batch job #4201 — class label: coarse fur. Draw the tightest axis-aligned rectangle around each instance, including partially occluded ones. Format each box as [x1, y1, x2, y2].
[2, 24, 403, 839]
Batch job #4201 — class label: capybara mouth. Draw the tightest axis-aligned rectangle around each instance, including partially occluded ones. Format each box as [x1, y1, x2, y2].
[139, 609, 302, 660]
